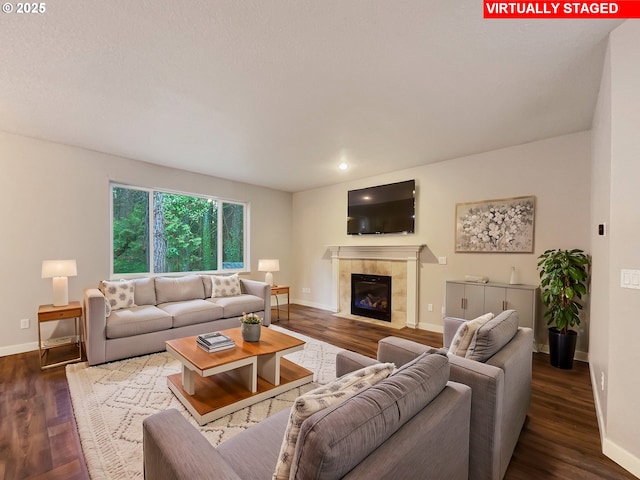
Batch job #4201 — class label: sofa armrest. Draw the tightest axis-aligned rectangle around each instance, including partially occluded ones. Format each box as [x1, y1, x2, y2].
[143, 409, 242, 480]
[84, 288, 108, 366]
[376, 336, 437, 366]
[443, 316, 466, 348]
[336, 350, 379, 377]
[240, 279, 271, 326]
[448, 354, 505, 480]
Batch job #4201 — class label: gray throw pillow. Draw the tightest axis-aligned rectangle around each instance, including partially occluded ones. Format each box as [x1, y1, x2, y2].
[465, 309, 519, 362]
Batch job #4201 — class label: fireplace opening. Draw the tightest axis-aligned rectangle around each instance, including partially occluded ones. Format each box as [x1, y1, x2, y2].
[351, 274, 392, 322]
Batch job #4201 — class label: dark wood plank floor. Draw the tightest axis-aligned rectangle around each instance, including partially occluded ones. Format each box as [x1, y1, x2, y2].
[0, 304, 634, 479]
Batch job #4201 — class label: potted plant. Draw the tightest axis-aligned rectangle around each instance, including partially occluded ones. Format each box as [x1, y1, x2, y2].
[537, 248, 591, 369]
[240, 312, 263, 342]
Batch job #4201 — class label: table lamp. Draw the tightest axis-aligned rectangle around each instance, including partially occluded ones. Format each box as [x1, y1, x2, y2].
[41, 259, 77, 306]
[258, 259, 279, 286]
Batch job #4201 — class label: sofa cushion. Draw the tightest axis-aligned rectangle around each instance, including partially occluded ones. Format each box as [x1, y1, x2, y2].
[291, 353, 450, 480]
[449, 312, 495, 357]
[155, 275, 205, 304]
[100, 280, 136, 311]
[132, 277, 157, 306]
[106, 305, 172, 339]
[159, 300, 224, 328]
[465, 309, 519, 362]
[208, 274, 242, 298]
[273, 362, 394, 480]
[208, 294, 264, 318]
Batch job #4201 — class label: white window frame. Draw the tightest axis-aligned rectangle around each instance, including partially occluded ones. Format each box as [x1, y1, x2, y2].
[110, 182, 249, 279]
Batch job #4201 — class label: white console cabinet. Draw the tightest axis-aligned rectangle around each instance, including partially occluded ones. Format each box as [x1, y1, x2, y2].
[445, 281, 540, 349]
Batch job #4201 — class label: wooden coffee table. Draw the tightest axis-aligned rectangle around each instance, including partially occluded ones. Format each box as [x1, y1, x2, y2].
[166, 327, 313, 425]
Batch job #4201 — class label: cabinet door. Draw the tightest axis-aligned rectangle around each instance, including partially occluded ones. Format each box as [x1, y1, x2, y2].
[506, 288, 535, 330]
[464, 284, 485, 319]
[445, 283, 465, 319]
[484, 286, 507, 315]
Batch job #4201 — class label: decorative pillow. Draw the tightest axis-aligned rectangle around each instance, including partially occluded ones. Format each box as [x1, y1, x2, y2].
[99, 280, 136, 311]
[448, 312, 495, 357]
[210, 274, 241, 298]
[104, 299, 112, 317]
[465, 310, 519, 362]
[155, 275, 205, 304]
[272, 362, 395, 480]
[132, 277, 156, 305]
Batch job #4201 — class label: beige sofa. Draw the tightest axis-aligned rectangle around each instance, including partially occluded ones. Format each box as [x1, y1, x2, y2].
[84, 274, 270, 366]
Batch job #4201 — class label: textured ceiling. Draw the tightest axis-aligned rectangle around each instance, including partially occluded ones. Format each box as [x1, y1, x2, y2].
[0, 1, 621, 192]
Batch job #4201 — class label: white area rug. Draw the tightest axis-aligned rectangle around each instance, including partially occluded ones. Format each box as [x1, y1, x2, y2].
[66, 325, 340, 480]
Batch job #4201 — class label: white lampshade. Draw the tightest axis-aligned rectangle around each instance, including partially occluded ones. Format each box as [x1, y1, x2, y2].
[41, 259, 77, 278]
[258, 259, 280, 286]
[42, 260, 77, 306]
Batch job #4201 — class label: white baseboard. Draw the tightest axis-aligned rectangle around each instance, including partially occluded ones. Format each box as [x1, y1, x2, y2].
[416, 322, 444, 334]
[0, 341, 38, 358]
[590, 365, 607, 439]
[537, 344, 589, 363]
[590, 363, 640, 478]
[290, 298, 335, 312]
[603, 437, 640, 478]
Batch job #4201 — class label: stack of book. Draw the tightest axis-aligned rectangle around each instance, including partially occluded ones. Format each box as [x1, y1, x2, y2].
[197, 332, 235, 353]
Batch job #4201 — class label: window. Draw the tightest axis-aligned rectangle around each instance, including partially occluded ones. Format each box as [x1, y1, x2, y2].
[111, 184, 247, 276]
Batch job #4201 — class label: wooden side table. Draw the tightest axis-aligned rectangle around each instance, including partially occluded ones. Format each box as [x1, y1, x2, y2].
[270, 285, 290, 321]
[38, 301, 83, 370]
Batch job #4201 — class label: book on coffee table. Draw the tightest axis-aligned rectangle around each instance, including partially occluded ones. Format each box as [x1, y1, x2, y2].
[196, 332, 235, 353]
[197, 339, 235, 353]
[198, 332, 233, 346]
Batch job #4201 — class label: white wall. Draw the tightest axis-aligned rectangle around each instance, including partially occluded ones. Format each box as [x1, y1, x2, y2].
[590, 38, 612, 435]
[590, 20, 640, 476]
[0, 131, 292, 355]
[292, 132, 591, 353]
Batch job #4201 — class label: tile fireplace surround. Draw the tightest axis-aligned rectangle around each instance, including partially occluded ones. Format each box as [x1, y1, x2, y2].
[327, 245, 425, 328]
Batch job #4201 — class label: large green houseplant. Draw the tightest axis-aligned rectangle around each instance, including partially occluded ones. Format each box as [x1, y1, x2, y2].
[537, 248, 590, 369]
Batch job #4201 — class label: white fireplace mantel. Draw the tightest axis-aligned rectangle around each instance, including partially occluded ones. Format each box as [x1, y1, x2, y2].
[327, 244, 424, 261]
[327, 245, 425, 327]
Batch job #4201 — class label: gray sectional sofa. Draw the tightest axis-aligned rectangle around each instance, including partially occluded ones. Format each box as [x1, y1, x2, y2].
[143, 352, 472, 480]
[338, 310, 533, 480]
[84, 274, 270, 366]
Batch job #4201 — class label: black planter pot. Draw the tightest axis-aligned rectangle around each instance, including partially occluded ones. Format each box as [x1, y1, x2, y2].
[548, 327, 578, 369]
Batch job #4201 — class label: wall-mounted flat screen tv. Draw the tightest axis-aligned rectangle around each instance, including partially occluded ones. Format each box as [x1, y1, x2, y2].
[347, 179, 416, 235]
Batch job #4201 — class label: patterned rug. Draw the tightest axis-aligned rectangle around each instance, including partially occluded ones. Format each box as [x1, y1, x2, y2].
[66, 325, 340, 480]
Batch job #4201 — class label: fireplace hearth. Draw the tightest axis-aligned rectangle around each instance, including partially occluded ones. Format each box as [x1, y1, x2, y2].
[351, 274, 392, 322]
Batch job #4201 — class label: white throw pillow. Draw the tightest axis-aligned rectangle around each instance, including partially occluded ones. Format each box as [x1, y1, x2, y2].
[448, 312, 494, 357]
[272, 362, 395, 480]
[210, 274, 242, 298]
[99, 280, 136, 311]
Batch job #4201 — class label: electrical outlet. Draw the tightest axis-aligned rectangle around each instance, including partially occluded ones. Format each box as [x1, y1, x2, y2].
[438, 256, 447, 265]
[20, 318, 29, 329]
[600, 371, 605, 392]
[302, 287, 311, 294]
[427, 304, 433, 312]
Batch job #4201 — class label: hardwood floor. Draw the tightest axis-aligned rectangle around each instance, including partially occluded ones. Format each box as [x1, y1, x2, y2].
[0, 304, 634, 479]
[0, 345, 89, 480]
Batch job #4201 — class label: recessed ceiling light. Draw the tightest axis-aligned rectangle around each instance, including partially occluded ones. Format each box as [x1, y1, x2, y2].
[338, 162, 349, 171]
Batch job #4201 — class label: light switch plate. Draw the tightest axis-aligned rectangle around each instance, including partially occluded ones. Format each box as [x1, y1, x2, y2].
[620, 269, 640, 289]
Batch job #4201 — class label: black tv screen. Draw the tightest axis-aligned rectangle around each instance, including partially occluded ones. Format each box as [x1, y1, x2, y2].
[347, 180, 416, 235]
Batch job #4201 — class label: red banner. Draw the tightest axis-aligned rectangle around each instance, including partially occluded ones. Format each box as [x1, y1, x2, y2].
[484, 1, 640, 18]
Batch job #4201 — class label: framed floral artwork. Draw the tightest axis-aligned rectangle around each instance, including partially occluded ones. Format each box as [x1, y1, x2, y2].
[455, 196, 535, 253]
